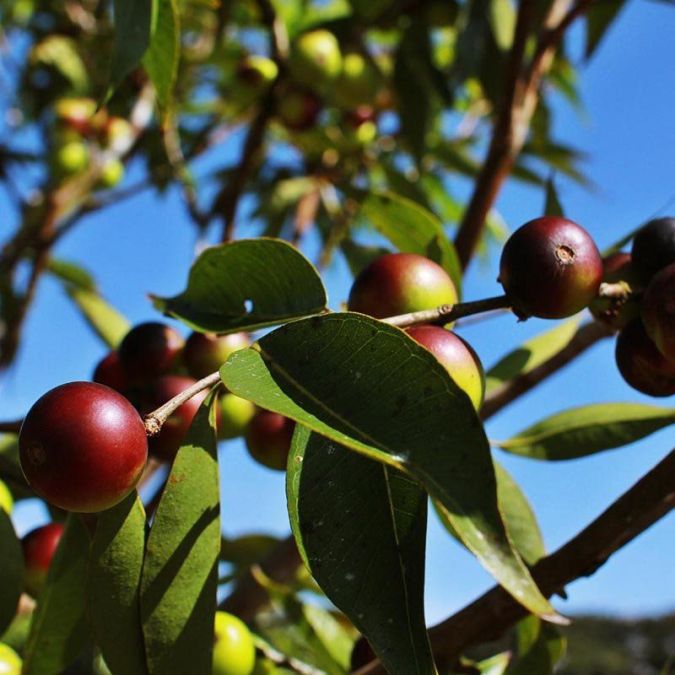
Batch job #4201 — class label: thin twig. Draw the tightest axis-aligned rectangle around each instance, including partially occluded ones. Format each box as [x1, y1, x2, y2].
[0, 419, 22, 433]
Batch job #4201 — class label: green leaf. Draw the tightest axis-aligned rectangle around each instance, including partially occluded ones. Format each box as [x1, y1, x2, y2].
[476, 652, 511, 674]
[47, 258, 97, 291]
[142, 0, 180, 111]
[66, 287, 130, 348]
[489, 0, 516, 50]
[88, 493, 148, 675]
[435, 461, 545, 566]
[152, 239, 328, 333]
[0, 510, 22, 635]
[585, 0, 625, 60]
[297, 0, 352, 32]
[340, 240, 392, 278]
[108, 0, 154, 98]
[287, 428, 435, 673]
[31, 36, 89, 92]
[543, 175, 564, 217]
[23, 515, 90, 675]
[360, 191, 463, 296]
[221, 313, 558, 621]
[485, 319, 580, 397]
[220, 534, 281, 567]
[140, 392, 221, 675]
[498, 403, 675, 461]
[508, 615, 566, 674]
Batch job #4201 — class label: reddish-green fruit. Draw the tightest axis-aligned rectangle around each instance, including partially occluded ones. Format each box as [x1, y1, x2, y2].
[347, 253, 458, 319]
[589, 252, 642, 330]
[93, 351, 129, 393]
[0, 479, 13, 515]
[630, 217, 675, 283]
[351, 637, 376, 671]
[499, 216, 603, 319]
[19, 382, 148, 512]
[118, 322, 184, 384]
[213, 612, 256, 675]
[237, 55, 278, 89]
[54, 97, 98, 135]
[0, 643, 21, 675]
[641, 262, 675, 362]
[22, 523, 64, 597]
[245, 410, 295, 471]
[615, 319, 675, 397]
[277, 89, 322, 131]
[183, 332, 250, 380]
[289, 30, 342, 90]
[406, 325, 485, 410]
[345, 105, 377, 128]
[218, 393, 255, 441]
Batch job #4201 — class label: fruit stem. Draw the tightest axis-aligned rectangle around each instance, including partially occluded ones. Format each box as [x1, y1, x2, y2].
[144, 371, 222, 436]
[598, 280, 639, 300]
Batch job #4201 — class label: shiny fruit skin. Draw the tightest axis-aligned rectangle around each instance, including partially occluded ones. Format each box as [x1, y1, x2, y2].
[499, 216, 603, 319]
[277, 89, 322, 131]
[183, 332, 250, 380]
[406, 325, 485, 410]
[213, 612, 256, 675]
[244, 410, 295, 471]
[589, 252, 642, 330]
[22, 523, 64, 597]
[19, 382, 148, 512]
[0, 643, 21, 675]
[0, 479, 13, 515]
[615, 319, 675, 397]
[347, 253, 458, 319]
[630, 217, 675, 282]
[93, 351, 129, 393]
[118, 322, 184, 384]
[218, 393, 256, 440]
[641, 262, 675, 361]
[289, 30, 342, 90]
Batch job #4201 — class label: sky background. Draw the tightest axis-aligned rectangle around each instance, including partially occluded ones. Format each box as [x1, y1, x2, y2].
[1, 0, 674, 626]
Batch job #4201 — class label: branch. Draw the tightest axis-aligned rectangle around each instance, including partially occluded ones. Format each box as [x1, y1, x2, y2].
[0, 419, 22, 434]
[383, 295, 510, 328]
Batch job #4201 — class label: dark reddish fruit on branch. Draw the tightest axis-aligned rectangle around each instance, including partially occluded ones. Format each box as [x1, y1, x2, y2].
[589, 252, 642, 330]
[406, 325, 485, 410]
[499, 216, 603, 319]
[641, 262, 675, 362]
[277, 89, 322, 131]
[350, 637, 376, 671]
[118, 322, 184, 383]
[615, 319, 675, 397]
[93, 351, 129, 393]
[236, 55, 278, 89]
[630, 217, 675, 283]
[346, 105, 377, 129]
[245, 410, 295, 471]
[347, 253, 458, 319]
[183, 331, 250, 380]
[22, 522, 64, 597]
[19, 382, 148, 512]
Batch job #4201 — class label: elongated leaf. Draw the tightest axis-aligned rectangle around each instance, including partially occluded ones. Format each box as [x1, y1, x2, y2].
[360, 191, 463, 295]
[88, 493, 147, 675]
[498, 403, 675, 460]
[66, 287, 130, 348]
[0, 510, 22, 635]
[23, 515, 90, 675]
[220, 534, 281, 567]
[544, 176, 564, 217]
[142, 0, 180, 110]
[152, 239, 328, 333]
[47, 258, 96, 291]
[509, 615, 566, 674]
[485, 319, 580, 396]
[585, 0, 625, 60]
[490, 0, 516, 50]
[288, 428, 434, 674]
[222, 313, 558, 620]
[140, 392, 220, 675]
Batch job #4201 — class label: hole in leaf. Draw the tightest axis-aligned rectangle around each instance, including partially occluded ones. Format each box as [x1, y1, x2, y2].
[244, 299, 254, 314]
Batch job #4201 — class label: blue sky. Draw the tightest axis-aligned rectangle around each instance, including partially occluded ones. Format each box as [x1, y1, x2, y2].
[2, 0, 673, 627]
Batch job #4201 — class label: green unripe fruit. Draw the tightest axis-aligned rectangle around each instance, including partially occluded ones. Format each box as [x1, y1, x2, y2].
[641, 262, 675, 362]
[99, 159, 125, 189]
[332, 52, 381, 109]
[406, 325, 485, 410]
[0, 643, 21, 675]
[289, 30, 342, 90]
[213, 612, 256, 675]
[0, 480, 13, 515]
[237, 55, 278, 89]
[183, 332, 250, 380]
[347, 253, 458, 320]
[354, 120, 377, 145]
[218, 393, 256, 440]
[54, 141, 90, 176]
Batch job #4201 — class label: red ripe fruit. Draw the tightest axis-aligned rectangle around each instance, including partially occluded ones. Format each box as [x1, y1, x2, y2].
[347, 253, 458, 319]
[615, 319, 675, 397]
[92, 351, 129, 393]
[22, 522, 64, 597]
[118, 322, 184, 383]
[406, 325, 485, 410]
[630, 216, 675, 283]
[19, 382, 148, 512]
[183, 332, 250, 380]
[641, 262, 675, 362]
[499, 216, 603, 319]
[244, 410, 295, 471]
[277, 89, 322, 132]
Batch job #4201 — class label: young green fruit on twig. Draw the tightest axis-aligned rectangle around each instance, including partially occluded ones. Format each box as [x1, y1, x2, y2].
[213, 611, 256, 675]
[0, 643, 21, 675]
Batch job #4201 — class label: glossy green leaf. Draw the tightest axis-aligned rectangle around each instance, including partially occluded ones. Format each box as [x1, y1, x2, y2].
[66, 287, 130, 348]
[288, 428, 435, 674]
[544, 175, 564, 217]
[88, 493, 147, 675]
[140, 392, 220, 675]
[222, 313, 558, 620]
[142, 0, 180, 110]
[152, 239, 328, 333]
[23, 515, 90, 675]
[498, 403, 675, 460]
[360, 191, 463, 295]
[485, 319, 580, 396]
[585, 0, 625, 60]
[509, 615, 566, 674]
[0, 510, 22, 635]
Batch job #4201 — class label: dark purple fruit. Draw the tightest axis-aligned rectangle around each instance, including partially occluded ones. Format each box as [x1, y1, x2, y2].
[244, 410, 295, 471]
[499, 216, 603, 319]
[118, 322, 184, 384]
[641, 262, 675, 362]
[630, 217, 675, 283]
[615, 319, 675, 397]
[183, 332, 250, 380]
[92, 351, 129, 393]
